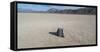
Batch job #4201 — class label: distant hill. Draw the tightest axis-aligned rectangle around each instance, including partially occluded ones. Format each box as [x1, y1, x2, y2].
[47, 7, 96, 15]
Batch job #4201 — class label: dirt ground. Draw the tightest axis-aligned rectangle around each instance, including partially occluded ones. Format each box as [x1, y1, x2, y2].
[18, 13, 96, 49]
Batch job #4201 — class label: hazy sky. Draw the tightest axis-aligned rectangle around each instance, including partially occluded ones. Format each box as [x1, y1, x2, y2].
[17, 3, 85, 11]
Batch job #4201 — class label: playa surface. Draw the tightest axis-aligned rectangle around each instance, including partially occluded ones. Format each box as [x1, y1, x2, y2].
[18, 13, 96, 49]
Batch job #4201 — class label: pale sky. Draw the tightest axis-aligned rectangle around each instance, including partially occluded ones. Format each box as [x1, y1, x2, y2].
[17, 3, 85, 11]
